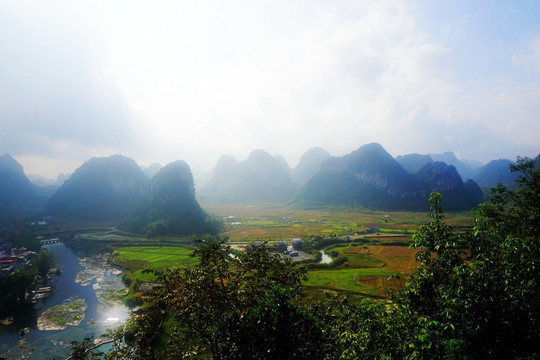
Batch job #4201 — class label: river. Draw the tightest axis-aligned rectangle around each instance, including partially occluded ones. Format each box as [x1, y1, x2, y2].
[320, 250, 333, 264]
[0, 243, 129, 360]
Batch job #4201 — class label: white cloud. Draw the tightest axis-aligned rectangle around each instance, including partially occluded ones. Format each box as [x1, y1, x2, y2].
[1, 0, 539, 176]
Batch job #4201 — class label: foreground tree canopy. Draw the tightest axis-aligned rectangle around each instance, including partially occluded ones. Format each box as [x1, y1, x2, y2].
[72, 157, 539, 360]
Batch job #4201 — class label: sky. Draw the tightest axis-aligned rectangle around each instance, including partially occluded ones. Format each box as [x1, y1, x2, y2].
[1, 0, 540, 179]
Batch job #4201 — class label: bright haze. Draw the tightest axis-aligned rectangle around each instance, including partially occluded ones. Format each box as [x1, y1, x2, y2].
[1, 0, 540, 179]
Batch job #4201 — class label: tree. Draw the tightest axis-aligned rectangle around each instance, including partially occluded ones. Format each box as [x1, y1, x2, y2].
[105, 240, 325, 359]
[325, 157, 539, 360]
[0, 269, 37, 317]
[33, 249, 57, 277]
[67, 336, 104, 360]
[7, 227, 41, 252]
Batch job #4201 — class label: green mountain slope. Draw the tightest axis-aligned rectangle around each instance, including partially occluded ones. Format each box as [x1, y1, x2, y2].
[293, 143, 427, 210]
[126, 161, 219, 236]
[293, 143, 482, 211]
[415, 161, 483, 210]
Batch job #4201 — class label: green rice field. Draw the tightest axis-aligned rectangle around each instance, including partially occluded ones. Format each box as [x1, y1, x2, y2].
[112, 246, 197, 271]
[305, 268, 397, 295]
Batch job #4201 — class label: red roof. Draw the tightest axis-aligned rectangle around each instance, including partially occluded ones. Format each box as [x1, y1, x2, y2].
[0, 259, 16, 263]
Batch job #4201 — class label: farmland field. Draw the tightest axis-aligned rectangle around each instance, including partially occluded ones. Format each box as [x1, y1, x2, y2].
[100, 203, 471, 299]
[200, 202, 473, 242]
[305, 243, 418, 296]
[197, 203, 454, 297]
[111, 246, 197, 282]
[304, 268, 397, 296]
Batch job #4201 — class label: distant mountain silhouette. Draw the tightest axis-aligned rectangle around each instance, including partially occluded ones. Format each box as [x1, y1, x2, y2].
[415, 162, 483, 210]
[199, 150, 298, 203]
[28, 174, 55, 187]
[191, 165, 213, 190]
[292, 147, 331, 185]
[273, 154, 291, 172]
[293, 144, 482, 211]
[429, 151, 475, 180]
[34, 184, 59, 199]
[43, 155, 150, 221]
[141, 163, 162, 179]
[395, 153, 433, 174]
[0, 154, 39, 206]
[28, 173, 72, 199]
[473, 159, 518, 192]
[462, 158, 484, 170]
[0, 153, 24, 173]
[0, 154, 44, 230]
[126, 161, 219, 236]
[293, 143, 427, 210]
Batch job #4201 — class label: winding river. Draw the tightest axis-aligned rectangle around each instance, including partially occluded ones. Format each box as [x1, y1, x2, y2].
[0, 243, 129, 360]
[320, 250, 333, 264]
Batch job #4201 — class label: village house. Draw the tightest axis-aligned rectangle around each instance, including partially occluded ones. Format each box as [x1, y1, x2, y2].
[292, 239, 303, 250]
[274, 241, 288, 253]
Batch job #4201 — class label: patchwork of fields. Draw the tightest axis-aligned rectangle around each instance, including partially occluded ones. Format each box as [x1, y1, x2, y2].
[98, 204, 472, 299]
[200, 202, 473, 241]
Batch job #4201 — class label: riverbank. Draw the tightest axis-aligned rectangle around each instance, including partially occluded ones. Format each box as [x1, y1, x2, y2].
[0, 243, 129, 360]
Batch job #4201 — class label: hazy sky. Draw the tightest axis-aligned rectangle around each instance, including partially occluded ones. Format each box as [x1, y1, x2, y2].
[1, 0, 540, 178]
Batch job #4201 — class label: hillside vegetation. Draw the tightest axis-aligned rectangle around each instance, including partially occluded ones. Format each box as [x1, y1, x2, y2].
[125, 161, 221, 237]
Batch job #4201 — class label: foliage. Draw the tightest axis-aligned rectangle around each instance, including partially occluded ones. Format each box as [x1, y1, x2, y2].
[326, 157, 540, 359]
[0, 269, 37, 317]
[7, 227, 41, 252]
[126, 161, 223, 237]
[33, 249, 57, 277]
[234, 286, 325, 359]
[104, 239, 324, 359]
[68, 336, 104, 360]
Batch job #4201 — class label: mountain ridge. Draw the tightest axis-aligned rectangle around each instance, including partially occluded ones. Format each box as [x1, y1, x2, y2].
[293, 143, 482, 210]
[42, 154, 150, 221]
[199, 149, 298, 203]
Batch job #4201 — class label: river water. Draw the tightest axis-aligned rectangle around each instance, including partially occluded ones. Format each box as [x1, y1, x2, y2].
[320, 250, 333, 264]
[0, 243, 129, 360]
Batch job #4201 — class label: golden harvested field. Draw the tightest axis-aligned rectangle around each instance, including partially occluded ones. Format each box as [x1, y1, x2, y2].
[344, 244, 419, 274]
[305, 244, 418, 297]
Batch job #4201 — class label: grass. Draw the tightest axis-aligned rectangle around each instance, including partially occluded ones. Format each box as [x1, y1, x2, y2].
[112, 246, 197, 271]
[100, 288, 130, 306]
[303, 243, 418, 296]
[305, 268, 397, 295]
[330, 245, 386, 268]
[112, 245, 198, 283]
[41, 298, 87, 327]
